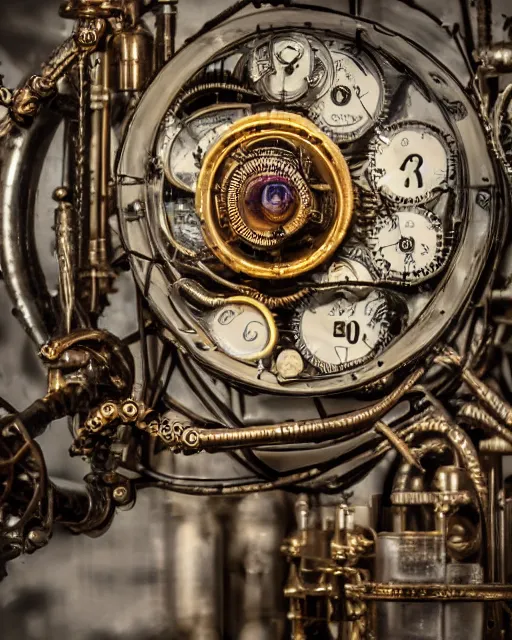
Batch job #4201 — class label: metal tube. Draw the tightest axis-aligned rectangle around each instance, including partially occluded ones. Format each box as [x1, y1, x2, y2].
[484, 455, 503, 583]
[86, 48, 111, 316]
[177, 368, 425, 451]
[476, 0, 493, 52]
[154, 1, 178, 70]
[0, 110, 60, 346]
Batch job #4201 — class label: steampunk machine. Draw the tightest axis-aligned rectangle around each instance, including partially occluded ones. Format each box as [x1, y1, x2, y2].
[1, 0, 512, 637]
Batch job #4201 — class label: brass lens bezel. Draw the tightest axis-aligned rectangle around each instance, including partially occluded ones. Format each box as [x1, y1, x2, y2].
[195, 111, 354, 280]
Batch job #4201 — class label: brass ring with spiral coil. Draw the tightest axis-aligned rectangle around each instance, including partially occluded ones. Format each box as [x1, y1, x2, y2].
[195, 111, 354, 280]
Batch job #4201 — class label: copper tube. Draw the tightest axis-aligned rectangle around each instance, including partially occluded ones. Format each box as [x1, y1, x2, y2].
[85, 48, 112, 315]
[76, 53, 91, 280]
[53, 187, 76, 333]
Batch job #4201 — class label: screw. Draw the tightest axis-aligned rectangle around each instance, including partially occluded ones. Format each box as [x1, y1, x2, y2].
[113, 486, 129, 503]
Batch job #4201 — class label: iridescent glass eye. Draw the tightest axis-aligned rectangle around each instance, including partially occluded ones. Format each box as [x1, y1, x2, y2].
[244, 176, 297, 224]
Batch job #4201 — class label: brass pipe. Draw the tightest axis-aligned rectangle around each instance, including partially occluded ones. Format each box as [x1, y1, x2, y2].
[176, 368, 425, 452]
[374, 420, 423, 471]
[458, 402, 512, 447]
[345, 582, 512, 602]
[437, 347, 512, 428]
[84, 48, 112, 315]
[154, 0, 178, 70]
[53, 187, 76, 334]
[76, 53, 91, 279]
[484, 454, 503, 583]
[111, 15, 154, 92]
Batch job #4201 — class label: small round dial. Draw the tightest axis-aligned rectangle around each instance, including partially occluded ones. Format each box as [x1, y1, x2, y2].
[309, 46, 384, 142]
[369, 121, 456, 204]
[204, 301, 275, 361]
[366, 210, 446, 283]
[165, 104, 251, 192]
[248, 34, 332, 103]
[165, 198, 205, 253]
[293, 291, 402, 373]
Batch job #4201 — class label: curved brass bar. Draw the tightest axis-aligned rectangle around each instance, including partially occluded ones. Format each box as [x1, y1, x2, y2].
[345, 582, 512, 602]
[437, 347, 512, 427]
[176, 277, 311, 311]
[175, 280, 279, 361]
[176, 367, 425, 452]
[374, 420, 423, 471]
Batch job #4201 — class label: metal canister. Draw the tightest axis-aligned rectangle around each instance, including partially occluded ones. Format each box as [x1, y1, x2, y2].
[111, 21, 153, 92]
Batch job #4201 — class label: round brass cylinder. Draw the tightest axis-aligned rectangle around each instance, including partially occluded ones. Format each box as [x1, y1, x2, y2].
[111, 23, 153, 92]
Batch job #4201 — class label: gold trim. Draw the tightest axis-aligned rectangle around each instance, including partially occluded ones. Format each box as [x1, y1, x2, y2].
[196, 111, 354, 279]
[223, 295, 278, 362]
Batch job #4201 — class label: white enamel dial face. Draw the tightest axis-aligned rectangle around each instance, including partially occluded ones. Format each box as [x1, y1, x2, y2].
[366, 211, 446, 283]
[205, 303, 271, 360]
[248, 34, 331, 103]
[309, 47, 384, 142]
[294, 291, 396, 373]
[370, 122, 456, 204]
[165, 105, 250, 192]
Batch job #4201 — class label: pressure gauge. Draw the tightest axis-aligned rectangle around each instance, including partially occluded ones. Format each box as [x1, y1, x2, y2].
[369, 121, 456, 204]
[366, 210, 447, 283]
[248, 34, 332, 103]
[203, 299, 277, 362]
[293, 291, 403, 373]
[165, 198, 205, 253]
[309, 45, 384, 142]
[164, 104, 251, 192]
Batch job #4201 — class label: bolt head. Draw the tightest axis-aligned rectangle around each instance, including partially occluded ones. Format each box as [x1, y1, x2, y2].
[113, 486, 129, 502]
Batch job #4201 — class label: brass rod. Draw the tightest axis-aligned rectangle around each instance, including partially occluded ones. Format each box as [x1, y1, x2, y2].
[345, 582, 512, 602]
[177, 368, 425, 451]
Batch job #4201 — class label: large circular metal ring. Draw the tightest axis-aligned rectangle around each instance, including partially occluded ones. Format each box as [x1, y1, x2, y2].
[195, 111, 354, 279]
